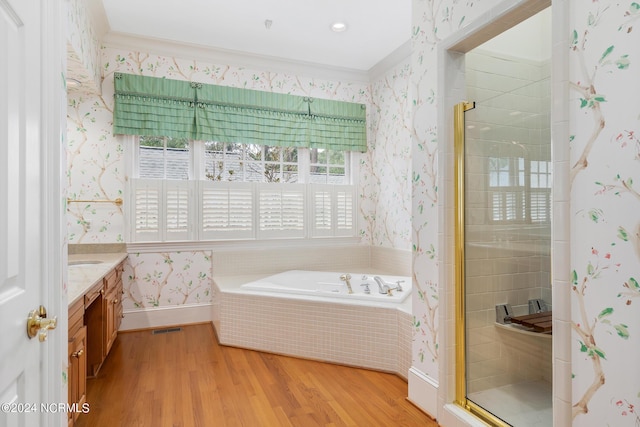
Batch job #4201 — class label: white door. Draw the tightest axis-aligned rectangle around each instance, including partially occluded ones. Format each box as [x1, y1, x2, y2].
[0, 0, 64, 426]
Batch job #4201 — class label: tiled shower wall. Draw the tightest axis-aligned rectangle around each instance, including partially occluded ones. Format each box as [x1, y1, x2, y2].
[464, 50, 552, 393]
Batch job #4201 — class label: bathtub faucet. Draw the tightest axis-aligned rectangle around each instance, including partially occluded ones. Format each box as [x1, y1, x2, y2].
[373, 276, 391, 295]
[339, 273, 354, 294]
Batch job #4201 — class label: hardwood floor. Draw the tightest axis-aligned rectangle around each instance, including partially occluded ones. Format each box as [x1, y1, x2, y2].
[75, 323, 438, 427]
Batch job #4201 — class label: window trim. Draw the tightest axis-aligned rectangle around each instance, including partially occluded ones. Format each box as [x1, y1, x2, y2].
[125, 136, 358, 243]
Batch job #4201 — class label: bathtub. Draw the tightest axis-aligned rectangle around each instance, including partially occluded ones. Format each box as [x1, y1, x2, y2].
[212, 269, 413, 378]
[239, 270, 411, 303]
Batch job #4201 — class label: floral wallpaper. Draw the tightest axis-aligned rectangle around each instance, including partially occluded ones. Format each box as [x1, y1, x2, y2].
[568, 1, 640, 425]
[410, 0, 492, 381]
[67, 0, 101, 92]
[66, 22, 413, 313]
[123, 251, 213, 309]
[361, 60, 413, 249]
[409, 0, 640, 425]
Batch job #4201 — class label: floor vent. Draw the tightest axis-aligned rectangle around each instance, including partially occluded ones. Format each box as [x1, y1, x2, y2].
[151, 327, 182, 335]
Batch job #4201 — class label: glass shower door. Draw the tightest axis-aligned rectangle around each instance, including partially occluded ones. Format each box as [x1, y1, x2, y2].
[455, 57, 553, 426]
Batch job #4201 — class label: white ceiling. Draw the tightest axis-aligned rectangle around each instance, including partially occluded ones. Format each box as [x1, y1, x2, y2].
[100, 0, 412, 72]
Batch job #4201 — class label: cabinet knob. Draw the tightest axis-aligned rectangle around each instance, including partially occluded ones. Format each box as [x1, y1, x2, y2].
[72, 349, 84, 358]
[113, 299, 119, 304]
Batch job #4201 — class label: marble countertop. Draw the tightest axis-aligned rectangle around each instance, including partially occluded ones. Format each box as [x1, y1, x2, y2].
[68, 252, 128, 307]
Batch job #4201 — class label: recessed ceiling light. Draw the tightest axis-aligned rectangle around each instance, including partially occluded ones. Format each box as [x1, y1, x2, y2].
[330, 22, 347, 32]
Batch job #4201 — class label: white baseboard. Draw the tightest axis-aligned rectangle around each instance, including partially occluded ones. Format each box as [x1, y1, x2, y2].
[441, 403, 488, 427]
[119, 303, 213, 331]
[407, 367, 439, 419]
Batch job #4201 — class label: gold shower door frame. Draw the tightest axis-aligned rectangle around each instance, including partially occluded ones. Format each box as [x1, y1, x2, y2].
[453, 101, 510, 427]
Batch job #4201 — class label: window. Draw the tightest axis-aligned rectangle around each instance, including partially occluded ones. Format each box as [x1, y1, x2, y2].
[309, 148, 348, 184]
[204, 142, 299, 183]
[488, 156, 550, 223]
[130, 136, 356, 242]
[139, 136, 190, 180]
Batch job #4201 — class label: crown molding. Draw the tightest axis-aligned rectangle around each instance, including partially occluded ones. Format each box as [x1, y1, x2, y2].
[85, 0, 110, 40]
[368, 41, 412, 81]
[102, 32, 373, 83]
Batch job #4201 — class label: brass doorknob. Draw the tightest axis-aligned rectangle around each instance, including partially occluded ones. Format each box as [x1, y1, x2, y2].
[27, 306, 57, 342]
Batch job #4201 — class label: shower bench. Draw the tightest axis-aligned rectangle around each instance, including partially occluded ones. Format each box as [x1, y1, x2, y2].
[510, 311, 552, 333]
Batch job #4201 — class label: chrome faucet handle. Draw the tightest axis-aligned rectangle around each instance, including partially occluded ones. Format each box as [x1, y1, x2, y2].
[360, 283, 371, 294]
[361, 275, 368, 280]
[395, 280, 405, 292]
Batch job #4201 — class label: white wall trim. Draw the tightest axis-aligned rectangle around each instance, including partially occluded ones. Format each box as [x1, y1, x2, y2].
[126, 236, 364, 254]
[368, 40, 412, 81]
[120, 303, 213, 331]
[407, 367, 439, 419]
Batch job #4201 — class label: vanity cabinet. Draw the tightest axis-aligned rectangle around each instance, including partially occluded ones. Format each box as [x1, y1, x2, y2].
[68, 258, 125, 426]
[85, 261, 124, 377]
[68, 298, 87, 427]
[103, 265, 124, 357]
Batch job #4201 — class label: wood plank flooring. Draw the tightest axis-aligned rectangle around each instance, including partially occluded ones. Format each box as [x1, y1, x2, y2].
[75, 323, 438, 427]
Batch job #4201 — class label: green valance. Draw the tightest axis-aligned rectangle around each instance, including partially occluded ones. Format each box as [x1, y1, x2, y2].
[113, 73, 367, 152]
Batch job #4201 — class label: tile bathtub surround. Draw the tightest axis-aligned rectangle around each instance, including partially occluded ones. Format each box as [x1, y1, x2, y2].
[371, 246, 413, 276]
[211, 244, 412, 277]
[213, 275, 413, 380]
[212, 244, 372, 276]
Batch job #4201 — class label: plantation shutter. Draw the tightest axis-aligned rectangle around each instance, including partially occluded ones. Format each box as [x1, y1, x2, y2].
[310, 185, 332, 237]
[530, 189, 551, 223]
[165, 181, 191, 240]
[200, 181, 254, 239]
[309, 185, 356, 237]
[257, 184, 305, 239]
[131, 179, 192, 241]
[131, 179, 161, 241]
[335, 186, 355, 235]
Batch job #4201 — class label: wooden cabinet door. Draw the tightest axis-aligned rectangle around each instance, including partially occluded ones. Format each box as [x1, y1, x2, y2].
[104, 288, 116, 356]
[115, 281, 124, 331]
[69, 326, 87, 425]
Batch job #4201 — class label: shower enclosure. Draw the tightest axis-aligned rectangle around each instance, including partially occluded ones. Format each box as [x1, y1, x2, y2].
[454, 9, 552, 427]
